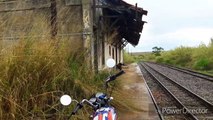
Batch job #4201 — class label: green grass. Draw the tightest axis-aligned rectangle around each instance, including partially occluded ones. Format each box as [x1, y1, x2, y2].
[123, 51, 135, 64]
[136, 39, 213, 75]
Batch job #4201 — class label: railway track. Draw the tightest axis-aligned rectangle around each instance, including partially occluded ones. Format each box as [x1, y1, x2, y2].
[148, 62, 213, 82]
[145, 62, 213, 103]
[139, 62, 213, 120]
[139, 63, 188, 120]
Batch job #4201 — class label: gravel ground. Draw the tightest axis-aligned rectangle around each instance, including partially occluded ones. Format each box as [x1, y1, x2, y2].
[164, 65, 213, 81]
[143, 63, 213, 119]
[139, 63, 188, 120]
[145, 62, 213, 104]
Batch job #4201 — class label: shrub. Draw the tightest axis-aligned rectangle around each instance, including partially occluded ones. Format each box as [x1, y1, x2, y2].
[155, 56, 164, 63]
[146, 39, 213, 74]
[171, 47, 193, 67]
[193, 58, 211, 70]
[123, 51, 135, 64]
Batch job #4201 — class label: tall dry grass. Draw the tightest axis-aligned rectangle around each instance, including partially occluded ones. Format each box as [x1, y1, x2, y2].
[0, 39, 133, 120]
[0, 38, 100, 120]
[0, 2, 136, 119]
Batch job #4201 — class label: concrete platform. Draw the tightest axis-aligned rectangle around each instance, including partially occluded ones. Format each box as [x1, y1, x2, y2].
[118, 63, 160, 120]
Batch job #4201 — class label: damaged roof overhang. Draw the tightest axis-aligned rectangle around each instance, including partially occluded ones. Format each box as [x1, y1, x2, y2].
[102, 0, 148, 46]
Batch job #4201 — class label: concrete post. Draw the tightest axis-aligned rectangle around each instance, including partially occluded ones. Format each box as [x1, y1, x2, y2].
[82, 0, 94, 69]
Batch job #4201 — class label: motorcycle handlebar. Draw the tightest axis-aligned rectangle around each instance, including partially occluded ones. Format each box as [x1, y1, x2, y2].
[106, 70, 125, 83]
[71, 99, 97, 115]
[114, 70, 125, 78]
[70, 70, 125, 116]
[82, 99, 97, 109]
[71, 103, 82, 115]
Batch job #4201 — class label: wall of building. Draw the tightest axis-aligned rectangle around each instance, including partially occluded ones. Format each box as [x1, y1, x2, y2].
[0, 0, 83, 52]
[56, 0, 84, 52]
[0, 0, 50, 47]
[0, 0, 124, 71]
[97, 42, 123, 70]
[94, 0, 124, 70]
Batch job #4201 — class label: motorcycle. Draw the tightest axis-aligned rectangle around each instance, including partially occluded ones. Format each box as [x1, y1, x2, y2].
[60, 58, 125, 120]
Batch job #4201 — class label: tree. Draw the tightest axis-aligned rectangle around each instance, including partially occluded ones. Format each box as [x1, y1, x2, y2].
[152, 46, 164, 56]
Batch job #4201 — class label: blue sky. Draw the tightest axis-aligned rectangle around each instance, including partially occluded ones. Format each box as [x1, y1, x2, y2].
[124, 0, 213, 52]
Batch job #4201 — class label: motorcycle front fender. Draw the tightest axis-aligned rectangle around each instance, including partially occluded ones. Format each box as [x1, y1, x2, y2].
[93, 107, 117, 120]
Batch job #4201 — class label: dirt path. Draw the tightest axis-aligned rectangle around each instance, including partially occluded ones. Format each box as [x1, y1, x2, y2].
[117, 63, 160, 120]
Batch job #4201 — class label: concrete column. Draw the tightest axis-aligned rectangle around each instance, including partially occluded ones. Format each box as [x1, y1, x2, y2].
[82, 0, 94, 69]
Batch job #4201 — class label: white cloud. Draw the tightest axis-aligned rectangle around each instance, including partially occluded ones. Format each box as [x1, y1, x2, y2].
[130, 27, 213, 52]
[163, 28, 213, 44]
[124, 0, 213, 52]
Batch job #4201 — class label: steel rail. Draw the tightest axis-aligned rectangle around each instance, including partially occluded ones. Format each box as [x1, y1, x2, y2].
[140, 63, 199, 120]
[138, 63, 164, 120]
[144, 62, 213, 111]
[148, 62, 213, 82]
[165, 65, 213, 82]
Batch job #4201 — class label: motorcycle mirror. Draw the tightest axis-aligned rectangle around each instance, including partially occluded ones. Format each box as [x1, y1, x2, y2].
[106, 58, 116, 68]
[60, 95, 72, 106]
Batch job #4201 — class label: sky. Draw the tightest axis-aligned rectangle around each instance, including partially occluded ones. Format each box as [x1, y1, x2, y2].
[123, 0, 213, 52]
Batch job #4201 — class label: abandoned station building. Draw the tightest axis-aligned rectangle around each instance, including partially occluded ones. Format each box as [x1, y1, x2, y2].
[0, 0, 147, 70]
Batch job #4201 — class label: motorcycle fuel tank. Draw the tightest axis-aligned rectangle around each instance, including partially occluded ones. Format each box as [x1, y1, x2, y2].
[93, 107, 117, 120]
